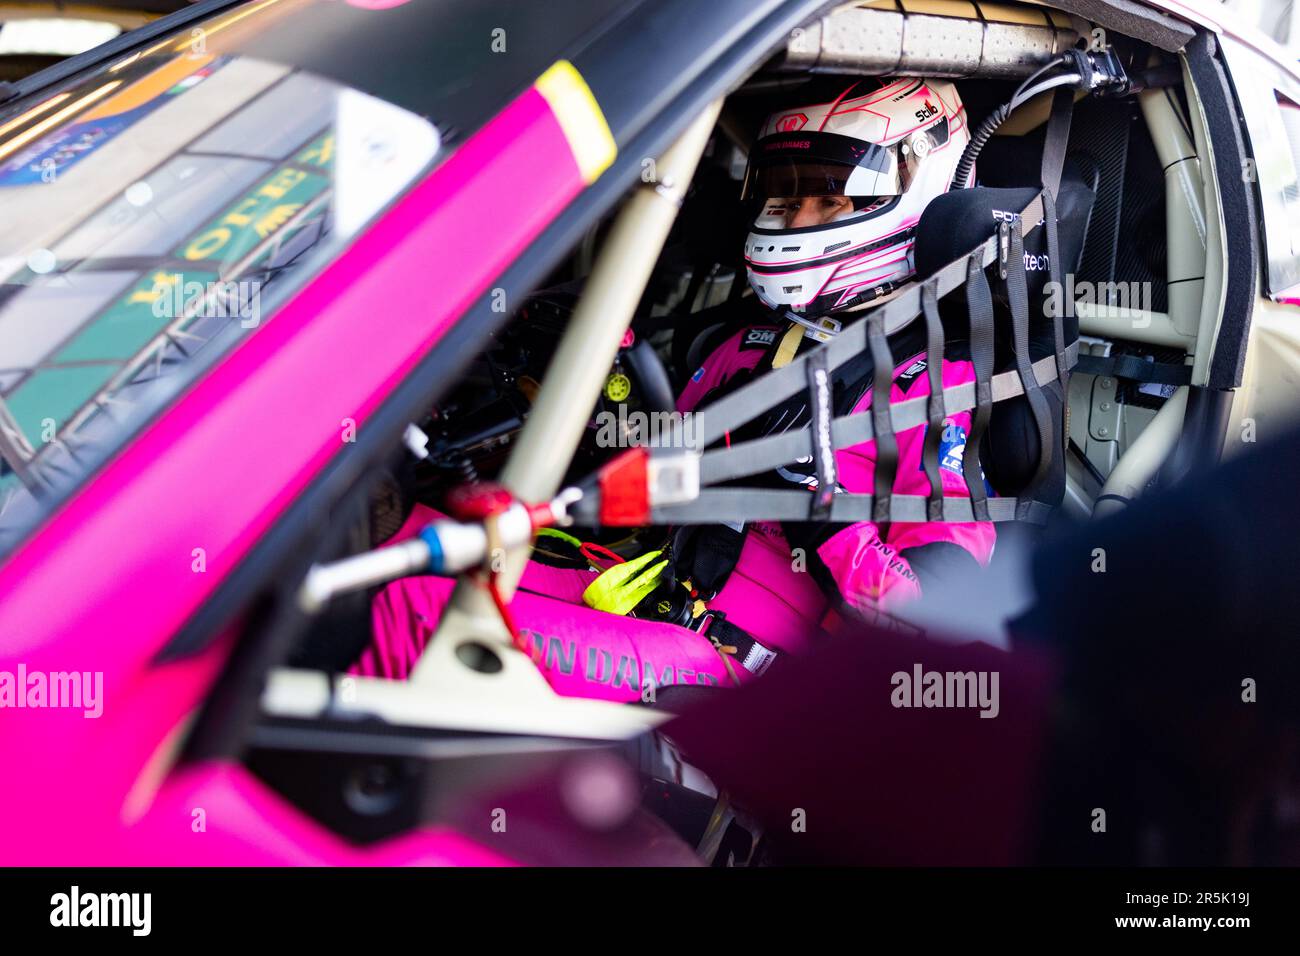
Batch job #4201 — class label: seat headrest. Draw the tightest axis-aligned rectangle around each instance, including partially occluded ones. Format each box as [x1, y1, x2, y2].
[913, 180, 1095, 302]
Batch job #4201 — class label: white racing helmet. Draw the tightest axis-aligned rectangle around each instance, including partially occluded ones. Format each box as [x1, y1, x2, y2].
[741, 78, 970, 318]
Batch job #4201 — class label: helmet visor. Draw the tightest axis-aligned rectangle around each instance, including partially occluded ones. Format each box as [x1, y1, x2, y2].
[741, 131, 902, 201]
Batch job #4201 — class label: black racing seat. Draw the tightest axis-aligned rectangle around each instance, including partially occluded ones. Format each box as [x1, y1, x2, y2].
[913, 164, 1096, 509]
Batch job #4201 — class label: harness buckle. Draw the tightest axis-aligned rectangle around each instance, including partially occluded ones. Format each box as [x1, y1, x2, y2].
[997, 220, 1013, 280]
[646, 451, 701, 506]
[691, 609, 718, 634]
[692, 610, 740, 658]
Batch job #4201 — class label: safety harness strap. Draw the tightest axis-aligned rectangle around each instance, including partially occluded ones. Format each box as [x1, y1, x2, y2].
[1074, 353, 1193, 385]
[1004, 223, 1058, 519]
[805, 348, 837, 521]
[1041, 86, 1074, 198]
[700, 344, 1076, 476]
[1041, 88, 1076, 482]
[962, 255, 996, 522]
[920, 281, 947, 521]
[867, 310, 899, 523]
[654, 488, 1054, 525]
[698, 613, 779, 678]
[1043, 190, 1071, 383]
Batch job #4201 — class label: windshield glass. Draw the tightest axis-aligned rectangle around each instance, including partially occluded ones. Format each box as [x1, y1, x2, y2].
[0, 0, 440, 553]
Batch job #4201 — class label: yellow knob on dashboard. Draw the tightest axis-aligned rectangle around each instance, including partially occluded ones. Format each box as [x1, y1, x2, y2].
[604, 373, 631, 402]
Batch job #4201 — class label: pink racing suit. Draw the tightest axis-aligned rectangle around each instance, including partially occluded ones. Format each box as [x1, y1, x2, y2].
[678, 323, 996, 622]
[356, 320, 995, 701]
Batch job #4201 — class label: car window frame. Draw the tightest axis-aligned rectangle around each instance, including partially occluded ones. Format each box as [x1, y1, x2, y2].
[1221, 36, 1300, 300]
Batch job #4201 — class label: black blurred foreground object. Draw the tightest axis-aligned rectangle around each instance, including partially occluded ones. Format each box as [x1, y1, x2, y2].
[666, 424, 1300, 865]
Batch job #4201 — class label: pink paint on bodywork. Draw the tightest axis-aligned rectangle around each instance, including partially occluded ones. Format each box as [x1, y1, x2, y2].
[0, 86, 587, 863]
[124, 763, 512, 866]
[0, 627, 237, 865]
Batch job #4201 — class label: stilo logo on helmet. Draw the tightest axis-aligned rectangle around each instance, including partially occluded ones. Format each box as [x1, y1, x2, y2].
[740, 78, 969, 319]
[914, 99, 939, 122]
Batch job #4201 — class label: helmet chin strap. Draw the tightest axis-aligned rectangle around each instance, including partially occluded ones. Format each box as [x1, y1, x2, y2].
[783, 309, 843, 343]
[781, 279, 911, 339]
